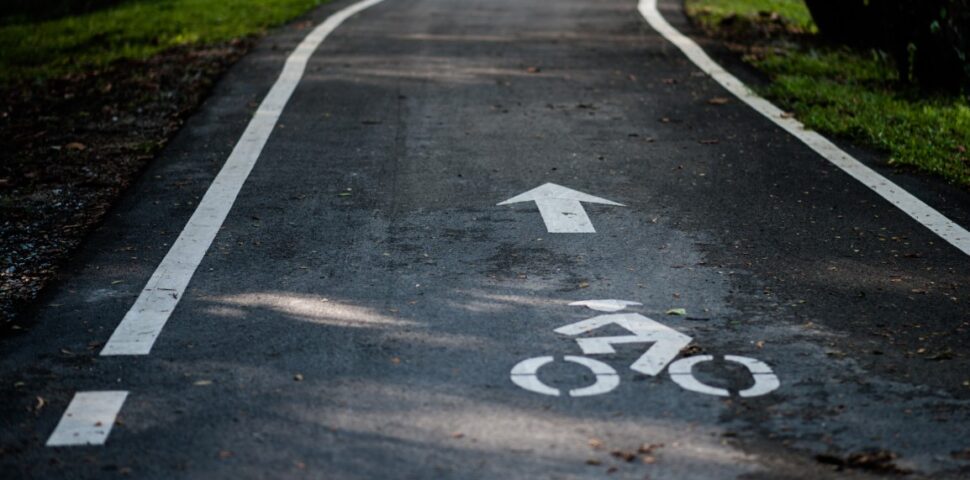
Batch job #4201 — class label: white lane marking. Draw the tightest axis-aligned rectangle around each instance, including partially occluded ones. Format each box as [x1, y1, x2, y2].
[509, 356, 620, 397]
[100, 0, 388, 356]
[569, 299, 642, 312]
[498, 183, 624, 233]
[668, 355, 780, 397]
[554, 312, 692, 376]
[639, 0, 970, 257]
[46, 391, 128, 447]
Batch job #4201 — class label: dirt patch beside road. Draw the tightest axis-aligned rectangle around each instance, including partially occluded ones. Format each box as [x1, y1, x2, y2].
[0, 39, 252, 332]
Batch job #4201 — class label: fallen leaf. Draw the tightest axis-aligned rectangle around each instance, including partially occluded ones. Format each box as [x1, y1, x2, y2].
[218, 450, 233, 460]
[526, 66, 541, 73]
[65, 142, 87, 151]
[586, 459, 602, 466]
[34, 396, 46, 412]
[293, 373, 304, 382]
[611, 450, 637, 462]
[816, 449, 911, 474]
[680, 344, 704, 355]
[707, 97, 730, 105]
[929, 350, 954, 361]
[638, 443, 663, 454]
[452, 432, 465, 439]
[193, 380, 212, 386]
[578, 282, 590, 289]
[952, 448, 970, 460]
[666, 308, 687, 316]
[588, 438, 604, 450]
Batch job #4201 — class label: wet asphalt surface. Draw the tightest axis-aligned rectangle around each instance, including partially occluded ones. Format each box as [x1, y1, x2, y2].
[1, 0, 969, 478]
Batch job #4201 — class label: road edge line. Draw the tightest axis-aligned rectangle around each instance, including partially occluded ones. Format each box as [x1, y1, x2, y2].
[46, 391, 129, 447]
[638, 0, 970, 257]
[100, 0, 388, 356]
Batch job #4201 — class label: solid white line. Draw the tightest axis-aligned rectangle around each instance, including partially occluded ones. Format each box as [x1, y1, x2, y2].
[46, 391, 128, 447]
[101, 0, 388, 356]
[639, 0, 970, 257]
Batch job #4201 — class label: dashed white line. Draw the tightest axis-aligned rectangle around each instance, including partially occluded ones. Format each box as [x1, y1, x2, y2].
[46, 391, 128, 447]
[100, 0, 388, 356]
[639, 0, 970, 257]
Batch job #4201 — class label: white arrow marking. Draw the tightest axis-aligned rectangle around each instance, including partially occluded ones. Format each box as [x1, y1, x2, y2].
[554, 313, 692, 376]
[497, 183, 624, 233]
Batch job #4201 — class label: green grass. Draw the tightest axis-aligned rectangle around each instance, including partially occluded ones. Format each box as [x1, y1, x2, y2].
[686, 0, 970, 187]
[0, 0, 328, 82]
[754, 50, 970, 185]
[686, 0, 814, 31]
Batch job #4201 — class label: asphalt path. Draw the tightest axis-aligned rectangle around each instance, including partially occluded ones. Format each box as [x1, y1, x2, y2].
[2, 0, 970, 478]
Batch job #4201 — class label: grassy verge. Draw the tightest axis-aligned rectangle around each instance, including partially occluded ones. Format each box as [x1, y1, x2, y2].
[685, 0, 970, 187]
[0, 0, 328, 82]
[687, 0, 813, 31]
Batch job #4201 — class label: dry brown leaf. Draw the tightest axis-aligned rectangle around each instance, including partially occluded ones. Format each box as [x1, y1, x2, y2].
[611, 450, 637, 462]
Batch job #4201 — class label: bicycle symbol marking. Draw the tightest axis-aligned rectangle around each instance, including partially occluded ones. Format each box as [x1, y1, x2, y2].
[510, 300, 780, 398]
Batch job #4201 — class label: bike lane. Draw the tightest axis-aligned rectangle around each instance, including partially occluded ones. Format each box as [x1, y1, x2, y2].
[1, 0, 969, 478]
